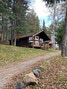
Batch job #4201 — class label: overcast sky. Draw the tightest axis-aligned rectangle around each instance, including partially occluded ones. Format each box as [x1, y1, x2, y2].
[28, 0, 51, 27]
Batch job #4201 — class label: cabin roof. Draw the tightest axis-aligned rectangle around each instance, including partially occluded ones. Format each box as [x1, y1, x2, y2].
[17, 30, 50, 41]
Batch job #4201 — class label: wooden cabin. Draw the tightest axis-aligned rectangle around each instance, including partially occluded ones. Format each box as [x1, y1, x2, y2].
[9, 30, 50, 50]
[0, 31, 2, 41]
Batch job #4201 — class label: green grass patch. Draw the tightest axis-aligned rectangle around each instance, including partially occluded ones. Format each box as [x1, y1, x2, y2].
[63, 59, 67, 64]
[59, 75, 67, 80]
[0, 45, 57, 66]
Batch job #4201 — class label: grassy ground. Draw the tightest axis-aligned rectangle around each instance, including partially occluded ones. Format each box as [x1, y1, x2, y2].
[26, 55, 67, 89]
[0, 44, 56, 66]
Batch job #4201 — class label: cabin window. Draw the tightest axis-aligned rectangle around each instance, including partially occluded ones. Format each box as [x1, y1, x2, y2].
[0, 32, 2, 40]
[0, 15, 2, 21]
[65, 42, 67, 45]
[29, 37, 33, 41]
[40, 38, 43, 43]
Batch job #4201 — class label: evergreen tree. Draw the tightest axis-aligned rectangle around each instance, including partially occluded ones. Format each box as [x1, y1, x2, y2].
[42, 20, 47, 32]
[55, 21, 65, 47]
[61, 7, 67, 57]
[0, 0, 9, 41]
[35, 16, 40, 31]
[0, 0, 28, 45]
[8, 0, 28, 45]
[47, 24, 53, 38]
[26, 9, 40, 33]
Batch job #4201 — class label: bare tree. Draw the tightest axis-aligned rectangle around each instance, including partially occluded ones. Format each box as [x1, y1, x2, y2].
[49, 2, 65, 49]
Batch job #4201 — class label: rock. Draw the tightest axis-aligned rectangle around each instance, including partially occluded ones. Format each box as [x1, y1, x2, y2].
[33, 70, 39, 77]
[33, 69, 41, 73]
[37, 69, 41, 73]
[23, 72, 38, 85]
[33, 69, 40, 77]
[16, 82, 25, 89]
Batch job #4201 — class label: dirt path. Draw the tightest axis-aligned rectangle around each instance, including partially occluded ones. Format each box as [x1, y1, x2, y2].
[0, 52, 60, 89]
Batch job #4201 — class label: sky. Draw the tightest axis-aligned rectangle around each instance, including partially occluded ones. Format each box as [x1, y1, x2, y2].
[28, 0, 52, 27]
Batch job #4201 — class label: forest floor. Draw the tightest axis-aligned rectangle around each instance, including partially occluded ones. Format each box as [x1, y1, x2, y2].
[26, 55, 67, 89]
[0, 51, 60, 89]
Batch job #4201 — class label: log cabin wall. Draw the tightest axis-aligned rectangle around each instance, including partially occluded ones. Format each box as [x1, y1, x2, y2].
[16, 37, 29, 47]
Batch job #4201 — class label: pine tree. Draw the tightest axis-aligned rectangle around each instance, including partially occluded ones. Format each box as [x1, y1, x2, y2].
[0, 0, 28, 45]
[0, 0, 9, 41]
[42, 20, 47, 32]
[55, 21, 65, 48]
[61, 7, 67, 57]
[26, 9, 40, 33]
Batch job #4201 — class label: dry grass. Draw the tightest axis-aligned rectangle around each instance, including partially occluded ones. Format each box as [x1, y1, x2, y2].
[25, 55, 67, 89]
[0, 44, 56, 66]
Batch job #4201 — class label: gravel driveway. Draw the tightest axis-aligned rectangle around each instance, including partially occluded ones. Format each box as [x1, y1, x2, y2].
[0, 52, 60, 89]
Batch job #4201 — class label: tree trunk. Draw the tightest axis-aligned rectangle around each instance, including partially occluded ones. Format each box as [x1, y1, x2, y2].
[1, 14, 4, 42]
[14, 30, 16, 46]
[52, 1, 56, 49]
[11, 29, 14, 45]
[61, 7, 67, 57]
